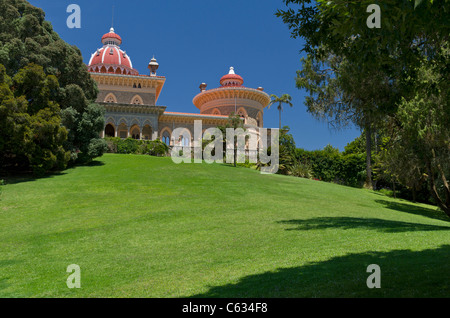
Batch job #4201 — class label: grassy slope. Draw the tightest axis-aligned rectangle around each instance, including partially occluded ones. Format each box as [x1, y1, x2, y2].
[0, 154, 449, 298]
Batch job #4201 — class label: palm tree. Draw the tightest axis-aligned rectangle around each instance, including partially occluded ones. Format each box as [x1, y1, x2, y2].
[268, 94, 293, 129]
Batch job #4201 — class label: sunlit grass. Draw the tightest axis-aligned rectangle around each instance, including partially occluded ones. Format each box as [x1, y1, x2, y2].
[0, 154, 448, 297]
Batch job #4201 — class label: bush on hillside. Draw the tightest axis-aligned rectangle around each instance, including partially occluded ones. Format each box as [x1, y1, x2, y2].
[294, 145, 366, 187]
[105, 137, 169, 157]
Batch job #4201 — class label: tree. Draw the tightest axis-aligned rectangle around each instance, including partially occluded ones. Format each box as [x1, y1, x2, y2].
[278, 126, 296, 174]
[276, 0, 449, 79]
[375, 136, 425, 201]
[296, 53, 395, 189]
[268, 94, 293, 129]
[276, 0, 449, 196]
[0, 63, 70, 175]
[382, 55, 450, 216]
[0, 0, 106, 169]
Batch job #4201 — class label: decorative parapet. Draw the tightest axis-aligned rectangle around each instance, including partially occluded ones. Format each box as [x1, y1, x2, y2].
[99, 102, 166, 115]
[193, 86, 271, 110]
[90, 72, 166, 103]
[160, 112, 229, 125]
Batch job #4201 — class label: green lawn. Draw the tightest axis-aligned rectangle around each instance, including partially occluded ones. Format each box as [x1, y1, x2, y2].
[0, 154, 449, 297]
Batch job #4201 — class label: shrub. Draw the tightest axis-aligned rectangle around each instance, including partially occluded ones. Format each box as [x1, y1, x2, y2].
[117, 138, 139, 154]
[104, 137, 169, 157]
[147, 140, 169, 157]
[295, 145, 366, 187]
[288, 161, 313, 179]
[105, 137, 121, 153]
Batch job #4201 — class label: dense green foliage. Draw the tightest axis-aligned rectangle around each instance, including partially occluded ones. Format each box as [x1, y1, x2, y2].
[277, 0, 449, 73]
[275, 128, 366, 187]
[0, 154, 448, 297]
[0, 0, 106, 174]
[0, 64, 70, 175]
[277, 127, 440, 204]
[277, 0, 450, 217]
[296, 145, 366, 187]
[376, 54, 450, 210]
[105, 137, 169, 157]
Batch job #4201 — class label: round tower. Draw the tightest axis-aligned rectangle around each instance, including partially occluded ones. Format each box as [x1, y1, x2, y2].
[193, 67, 270, 127]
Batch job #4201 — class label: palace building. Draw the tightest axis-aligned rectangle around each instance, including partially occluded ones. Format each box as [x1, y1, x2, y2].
[87, 28, 271, 146]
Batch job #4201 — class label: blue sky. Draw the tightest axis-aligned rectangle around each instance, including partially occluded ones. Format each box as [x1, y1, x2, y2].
[28, 0, 361, 151]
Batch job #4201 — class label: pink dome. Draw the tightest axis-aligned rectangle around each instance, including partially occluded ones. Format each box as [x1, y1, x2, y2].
[220, 67, 244, 86]
[88, 28, 138, 75]
[101, 31, 122, 45]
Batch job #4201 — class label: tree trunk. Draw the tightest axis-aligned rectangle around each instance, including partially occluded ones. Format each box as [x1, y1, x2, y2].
[426, 160, 450, 218]
[234, 138, 237, 167]
[364, 125, 373, 190]
[412, 186, 417, 203]
[279, 106, 282, 130]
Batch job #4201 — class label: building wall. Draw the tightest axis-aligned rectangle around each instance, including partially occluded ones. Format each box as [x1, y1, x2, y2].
[104, 112, 160, 139]
[97, 89, 156, 106]
[201, 104, 263, 127]
[158, 120, 228, 145]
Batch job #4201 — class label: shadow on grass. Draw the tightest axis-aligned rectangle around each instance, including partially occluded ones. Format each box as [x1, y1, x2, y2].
[80, 160, 105, 167]
[278, 217, 450, 233]
[190, 245, 450, 298]
[375, 199, 449, 222]
[0, 160, 104, 185]
[0, 171, 67, 185]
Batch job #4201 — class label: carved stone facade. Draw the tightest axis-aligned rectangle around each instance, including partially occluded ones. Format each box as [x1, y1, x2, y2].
[88, 29, 270, 147]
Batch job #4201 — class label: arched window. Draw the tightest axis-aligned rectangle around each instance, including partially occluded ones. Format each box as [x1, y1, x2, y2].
[130, 125, 140, 140]
[104, 93, 117, 103]
[142, 125, 152, 140]
[180, 135, 191, 147]
[105, 124, 115, 137]
[162, 131, 171, 145]
[118, 123, 128, 139]
[176, 129, 191, 147]
[131, 95, 143, 105]
[237, 107, 248, 124]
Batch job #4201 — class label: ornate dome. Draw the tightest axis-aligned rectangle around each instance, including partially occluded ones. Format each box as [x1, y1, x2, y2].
[101, 28, 122, 45]
[88, 28, 138, 75]
[193, 66, 271, 123]
[220, 67, 244, 87]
